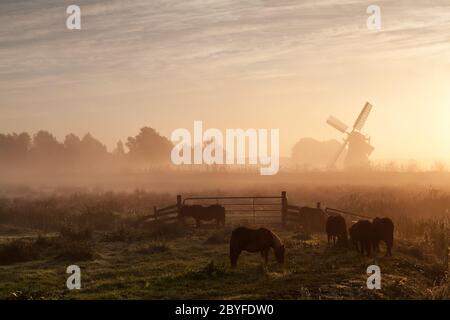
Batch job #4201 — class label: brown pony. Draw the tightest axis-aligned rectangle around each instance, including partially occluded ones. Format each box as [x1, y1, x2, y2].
[179, 205, 225, 227]
[372, 217, 394, 256]
[229, 227, 285, 268]
[349, 220, 375, 256]
[326, 215, 348, 247]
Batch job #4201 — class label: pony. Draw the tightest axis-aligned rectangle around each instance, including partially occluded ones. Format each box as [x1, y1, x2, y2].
[349, 220, 375, 256]
[179, 205, 225, 227]
[372, 217, 394, 256]
[326, 215, 348, 247]
[229, 226, 285, 268]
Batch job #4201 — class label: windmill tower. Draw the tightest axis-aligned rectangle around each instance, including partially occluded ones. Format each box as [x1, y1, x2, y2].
[326, 102, 374, 169]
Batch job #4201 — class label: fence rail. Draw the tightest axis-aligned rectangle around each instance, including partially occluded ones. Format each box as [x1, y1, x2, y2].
[325, 207, 373, 219]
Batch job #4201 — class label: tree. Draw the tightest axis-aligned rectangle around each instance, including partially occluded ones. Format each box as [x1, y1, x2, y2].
[64, 134, 82, 157]
[126, 127, 173, 165]
[79, 133, 108, 158]
[0, 132, 31, 164]
[32, 130, 64, 162]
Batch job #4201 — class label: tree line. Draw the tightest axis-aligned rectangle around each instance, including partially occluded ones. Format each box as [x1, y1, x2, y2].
[0, 127, 173, 172]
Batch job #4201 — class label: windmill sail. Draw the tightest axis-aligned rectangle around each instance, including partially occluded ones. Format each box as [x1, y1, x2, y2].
[328, 139, 349, 168]
[353, 102, 372, 131]
[327, 116, 349, 133]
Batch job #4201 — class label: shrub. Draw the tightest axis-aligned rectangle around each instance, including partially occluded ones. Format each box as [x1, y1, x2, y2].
[59, 224, 93, 241]
[0, 240, 39, 265]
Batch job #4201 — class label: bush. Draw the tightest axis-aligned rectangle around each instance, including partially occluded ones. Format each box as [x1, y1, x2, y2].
[0, 240, 39, 265]
[59, 224, 93, 241]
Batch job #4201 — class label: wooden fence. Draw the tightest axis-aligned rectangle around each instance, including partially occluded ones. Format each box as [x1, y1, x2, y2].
[138, 192, 375, 228]
[139, 192, 288, 227]
[137, 195, 182, 226]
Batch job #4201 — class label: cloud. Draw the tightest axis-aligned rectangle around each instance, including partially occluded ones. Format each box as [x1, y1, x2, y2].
[0, 0, 449, 91]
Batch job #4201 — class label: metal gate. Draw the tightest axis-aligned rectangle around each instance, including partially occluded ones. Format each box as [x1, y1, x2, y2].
[182, 192, 286, 226]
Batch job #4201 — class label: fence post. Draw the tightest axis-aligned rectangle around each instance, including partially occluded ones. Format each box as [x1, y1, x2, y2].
[176, 195, 182, 222]
[281, 191, 287, 228]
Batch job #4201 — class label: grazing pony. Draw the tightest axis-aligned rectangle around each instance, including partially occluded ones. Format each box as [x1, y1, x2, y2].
[179, 205, 225, 227]
[372, 217, 394, 256]
[326, 215, 348, 247]
[229, 227, 285, 268]
[349, 220, 375, 256]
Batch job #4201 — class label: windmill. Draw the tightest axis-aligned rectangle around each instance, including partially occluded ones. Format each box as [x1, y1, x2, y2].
[326, 102, 374, 169]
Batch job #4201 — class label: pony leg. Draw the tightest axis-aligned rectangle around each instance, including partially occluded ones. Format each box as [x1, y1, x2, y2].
[230, 249, 240, 268]
[386, 239, 393, 256]
[358, 241, 364, 255]
[373, 240, 380, 253]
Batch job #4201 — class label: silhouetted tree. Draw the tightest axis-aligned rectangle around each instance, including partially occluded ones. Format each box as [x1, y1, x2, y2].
[64, 133, 82, 158]
[31, 131, 64, 165]
[126, 127, 173, 165]
[0, 132, 31, 165]
[79, 133, 108, 158]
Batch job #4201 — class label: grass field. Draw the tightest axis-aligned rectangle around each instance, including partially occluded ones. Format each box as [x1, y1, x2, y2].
[0, 223, 448, 300]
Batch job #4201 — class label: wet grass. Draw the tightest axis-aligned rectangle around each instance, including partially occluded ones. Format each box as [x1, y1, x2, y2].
[0, 227, 448, 300]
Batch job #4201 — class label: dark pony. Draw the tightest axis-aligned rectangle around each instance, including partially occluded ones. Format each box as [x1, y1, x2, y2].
[372, 217, 394, 256]
[229, 227, 285, 268]
[179, 205, 225, 227]
[349, 220, 375, 256]
[326, 215, 348, 247]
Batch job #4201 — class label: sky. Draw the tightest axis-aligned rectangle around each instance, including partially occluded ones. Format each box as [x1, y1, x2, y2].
[0, 0, 449, 164]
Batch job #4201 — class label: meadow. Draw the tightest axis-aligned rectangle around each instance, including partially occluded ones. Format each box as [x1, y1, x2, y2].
[0, 184, 449, 300]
